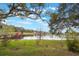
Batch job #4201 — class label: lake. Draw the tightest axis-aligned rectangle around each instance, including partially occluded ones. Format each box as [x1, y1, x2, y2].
[22, 35, 66, 40]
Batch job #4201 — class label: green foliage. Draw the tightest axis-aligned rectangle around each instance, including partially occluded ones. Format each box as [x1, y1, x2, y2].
[66, 32, 79, 52]
[0, 40, 72, 56]
[49, 3, 79, 34]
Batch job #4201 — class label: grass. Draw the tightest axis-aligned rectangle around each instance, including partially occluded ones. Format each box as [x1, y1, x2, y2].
[0, 40, 79, 56]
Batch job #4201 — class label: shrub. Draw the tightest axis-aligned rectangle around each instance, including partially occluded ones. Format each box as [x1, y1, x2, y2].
[66, 32, 79, 52]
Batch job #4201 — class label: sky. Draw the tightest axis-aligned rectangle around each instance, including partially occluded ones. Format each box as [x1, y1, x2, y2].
[0, 3, 59, 32]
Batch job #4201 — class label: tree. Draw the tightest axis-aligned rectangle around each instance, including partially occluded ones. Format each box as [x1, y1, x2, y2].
[0, 3, 54, 47]
[49, 4, 79, 33]
[49, 3, 79, 52]
[0, 3, 45, 46]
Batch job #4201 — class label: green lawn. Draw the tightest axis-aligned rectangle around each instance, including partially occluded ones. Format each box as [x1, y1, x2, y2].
[0, 40, 79, 56]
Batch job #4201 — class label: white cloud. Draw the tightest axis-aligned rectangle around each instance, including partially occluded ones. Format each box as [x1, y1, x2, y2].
[26, 18, 48, 26]
[36, 19, 48, 26]
[51, 7, 58, 10]
[1, 21, 6, 24]
[30, 8, 35, 11]
[42, 17, 47, 20]
[28, 14, 38, 19]
[14, 24, 22, 27]
[36, 19, 42, 23]
[42, 9, 47, 13]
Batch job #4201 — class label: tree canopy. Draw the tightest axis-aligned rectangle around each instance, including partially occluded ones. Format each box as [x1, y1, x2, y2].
[0, 3, 79, 34]
[0, 3, 44, 20]
[49, 3, 79, 34]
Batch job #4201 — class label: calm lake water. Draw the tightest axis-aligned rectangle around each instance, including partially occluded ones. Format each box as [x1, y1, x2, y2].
[22, 35, 66, 40]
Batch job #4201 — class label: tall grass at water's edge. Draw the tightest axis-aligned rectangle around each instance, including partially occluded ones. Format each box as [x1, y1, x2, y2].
[0, 40, 78, 56]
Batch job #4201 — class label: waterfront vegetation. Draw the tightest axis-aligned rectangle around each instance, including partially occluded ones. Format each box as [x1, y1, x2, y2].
[0, 3, 79, 56]
[0, 40, 79, 56]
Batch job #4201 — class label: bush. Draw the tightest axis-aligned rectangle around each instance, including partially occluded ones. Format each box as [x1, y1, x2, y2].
[1, 35, 10, 47]
[66, 32, 79, 52]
